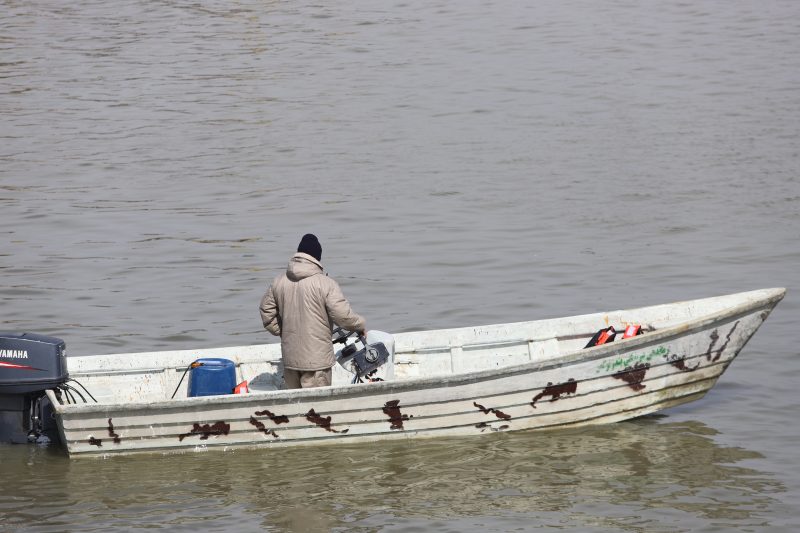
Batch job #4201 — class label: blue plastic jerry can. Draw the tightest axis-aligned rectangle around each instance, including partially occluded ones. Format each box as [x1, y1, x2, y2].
[187, 358, 237, 397]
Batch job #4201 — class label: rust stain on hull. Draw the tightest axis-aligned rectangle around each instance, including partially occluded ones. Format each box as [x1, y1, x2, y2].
[668, 355, 701, 372]
[475, 421, 510, 432]
[249, 416, 279, 439]
[107, 418, 121, 444]
[531, 379, 577, 408]
[306, 409, 349, 434]
[704, 329, 720, 361]
[704, 321, 740, 362]
[383, 400, 412, 430]
[254, 409, 290, 425]
[613, 363, 649, 391]
[178, 421, 230, 442]
[713, 321, 739, 362]
[473, 401, 512, 420]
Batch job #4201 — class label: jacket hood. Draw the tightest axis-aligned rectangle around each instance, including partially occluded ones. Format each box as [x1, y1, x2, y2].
[286, 252, 324, 281]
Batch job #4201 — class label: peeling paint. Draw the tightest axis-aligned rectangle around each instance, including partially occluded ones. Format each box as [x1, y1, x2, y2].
[531, 379, 577, 408]
[383, 400, 411, 430]
[254, 409, 290, 424]
[473, 401, 512, 420]
[306, 409, 349, 434]
[178, 421, 230, 442]
[613, 363, 649, 391]
[107, 418, 121, 444]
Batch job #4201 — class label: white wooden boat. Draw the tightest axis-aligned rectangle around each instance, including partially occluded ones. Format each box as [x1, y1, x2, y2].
[3, 288, 785, 457]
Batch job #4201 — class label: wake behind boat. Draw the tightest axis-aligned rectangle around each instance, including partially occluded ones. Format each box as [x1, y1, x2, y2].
[0, 288, 785, 457]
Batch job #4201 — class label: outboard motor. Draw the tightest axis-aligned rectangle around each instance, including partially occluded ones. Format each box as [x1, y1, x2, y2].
[335, 330, 395, 384]
[0, 332, 68, 444]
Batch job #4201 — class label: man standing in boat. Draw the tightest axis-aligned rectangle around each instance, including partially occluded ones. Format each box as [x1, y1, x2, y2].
[259, 234, 366, 389]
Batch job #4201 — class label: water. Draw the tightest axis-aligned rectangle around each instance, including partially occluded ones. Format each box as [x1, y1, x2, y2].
[1, 420, 793, 532]
[1, 0, 799, 530]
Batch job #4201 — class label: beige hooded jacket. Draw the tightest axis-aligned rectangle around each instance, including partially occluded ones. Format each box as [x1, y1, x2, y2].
[259, 253, 366, 371]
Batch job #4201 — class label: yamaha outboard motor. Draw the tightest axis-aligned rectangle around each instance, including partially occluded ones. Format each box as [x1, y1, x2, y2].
[0, 332, 67, 444]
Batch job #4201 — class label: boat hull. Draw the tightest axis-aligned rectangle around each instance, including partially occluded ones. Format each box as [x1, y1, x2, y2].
[48, 288, 784, 457]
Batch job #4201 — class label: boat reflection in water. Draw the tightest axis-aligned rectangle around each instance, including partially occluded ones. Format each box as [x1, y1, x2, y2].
[2, 416, 786, 531]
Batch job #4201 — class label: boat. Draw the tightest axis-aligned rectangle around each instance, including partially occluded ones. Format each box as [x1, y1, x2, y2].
[0, 287, 785, 457]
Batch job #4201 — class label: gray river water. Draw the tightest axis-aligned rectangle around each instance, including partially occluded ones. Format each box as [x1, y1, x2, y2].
[2, 1, 799, 531]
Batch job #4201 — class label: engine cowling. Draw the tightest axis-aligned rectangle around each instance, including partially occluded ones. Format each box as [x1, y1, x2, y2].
[0, 332, 68, 444]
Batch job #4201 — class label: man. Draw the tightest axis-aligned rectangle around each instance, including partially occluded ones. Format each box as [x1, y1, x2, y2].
[259, 234, 366, 389]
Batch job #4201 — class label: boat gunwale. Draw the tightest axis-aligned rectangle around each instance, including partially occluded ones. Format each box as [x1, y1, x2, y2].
[49, 287, 786, 415]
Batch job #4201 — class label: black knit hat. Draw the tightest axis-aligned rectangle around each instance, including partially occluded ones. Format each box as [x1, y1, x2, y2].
[297, 233, 322, 261]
